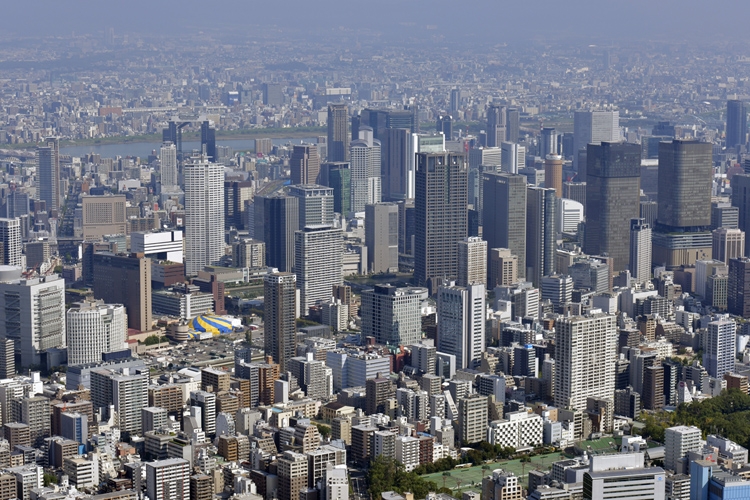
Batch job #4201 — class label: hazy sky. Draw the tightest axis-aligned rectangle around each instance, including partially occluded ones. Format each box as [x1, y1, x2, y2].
[7, 0, 750, 43]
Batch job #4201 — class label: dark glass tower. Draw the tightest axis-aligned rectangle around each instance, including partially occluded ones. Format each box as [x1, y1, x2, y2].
[327, 103, 349, 162]
[726, 99, 747, 149]
[482, 172, 527, 282]
[414, 152, 468, 294]
[200, 121, 216, 162]
[584, 142, 641, 272]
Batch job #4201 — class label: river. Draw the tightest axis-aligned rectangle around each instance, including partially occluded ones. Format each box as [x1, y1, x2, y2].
[60, 137, 319, 158]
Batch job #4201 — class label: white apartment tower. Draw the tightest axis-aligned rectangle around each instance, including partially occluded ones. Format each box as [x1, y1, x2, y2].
[67, 300, 127, 366]
[554, 313, 617, 411]
[437, 283, 486, 369]
[629, 218, 652, 285]
[0, 219, 22, 267]
[184, 156, 225, 275]
[349, 127, 381, 213]
[146, 458, 190, 500]
[705, 317, 736, 379]
[160, 142, 178, 188]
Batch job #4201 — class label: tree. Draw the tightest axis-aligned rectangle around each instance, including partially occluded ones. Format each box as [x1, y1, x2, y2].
[442, 472, 451, 490]
[314, 422, 331, 440]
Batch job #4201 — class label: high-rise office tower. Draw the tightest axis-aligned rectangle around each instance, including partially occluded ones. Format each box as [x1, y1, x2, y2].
[200, 121, 216, 162]
[37, 137, 60, 213]
[288, 184, 334, 228]
[436, 115, 452, 139]
[728, 257, 750, 317]
[224, 180, 253, 230]
[81, 194, 127, 242]
[584, 142, 641, 273]
[665, 426, 701, 473]
[349, 127, 381, 213]
[327, 103, 348, 162]
[653, 140, 713, 269]
[486, 104, 506, 148]
[489, 248, 518, 287]
[0, 271, 65, 367]
[711, 201, 739, 230]
[554, 313, 616, 411]
[294, 226, 343, 312]
[381, 128, 411, 202]
[327, 164, 351, 215]
[541, 274, 573, 312]
[629, 218, 652, 285]
[437, 283, 486, 369]
[500, 142, 525, 174]
[414, 152, 468, 294]
[92, 253, 152, 332]
[712, 228, 745, 265]
[543, 155, 563, 197]
[365, 203, 399, 274]
[5, 190, 29, 220]
[505, 108, 520, 143]
[184, 157, 224, 275]
[457, 237, 487, 287]
[264, 272, 296, 371]
[483, 172, 527, 282]
[731, 174, 750, 240]
[67, 301, 127, 366]
[540, 127, 558, 159]
[290, 144, 320, 185]
[558, 198, 584, 234]
[450, 88, 461, 113]
[526, 187, 557, 287]
[361, 285, 426, 345]
[726, 100, 747, 149]
[262, 83, 283, 106]
[257, 193, 299, 273]
[573, 110, 619, 172]
[0, 219, 21, 267]
[704, 318, 736, 379]
[160, 142, 178, 188]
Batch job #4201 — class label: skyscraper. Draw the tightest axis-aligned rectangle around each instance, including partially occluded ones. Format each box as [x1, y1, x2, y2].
[712, 228, 745, 265]
[704, 318, 736, 379]
[327, 164, 351, 215]
[505, 108, 520, 143]
[500, 142, 525, 174]
[414, 152, 468, 294]
[726, 99, 747, 149]
[584, 142, 641, 272]
[728, 257, 750, 317]
[731, 174, 750, 239]
[573, 110, 620, 172]
[200, 121, 216, 162]
[554, 313, 616, 411]
[365, 203, 399, 274]
[184, 157, 225, 275]
[160, 142, 178, 188]
[653, 140, 713, 269]
[0, 219, 21, 267]
[457, 237, 487, 287]
[224, 180, 254, 230]
[264, 272, 297, 371]
[37, 137, 60, 213]
[290, 145, 321, 185]
[540, 127, 558, 159]
[486, 104, 506, 148]
[288, 184, 334, 228]
[327, 103, 348, 162]
[349, 127, 381, 213]
[381, 128, 411, 202]
[526, 187, 557, 287]
[294, 226, 343, 312]
[92, 253, 152, 332]
[483, 173, 527, 282]
[0, 272, 65, 367]
[629, 218, 652, 285]
[543, 155, 563, 197]
[257, 193, 299, 273]
[437, 283, 486, 370]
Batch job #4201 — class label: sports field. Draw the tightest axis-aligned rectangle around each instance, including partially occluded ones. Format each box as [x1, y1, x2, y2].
[420, 438, 618, 494]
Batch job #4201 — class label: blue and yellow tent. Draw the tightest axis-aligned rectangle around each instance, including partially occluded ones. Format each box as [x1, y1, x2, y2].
[190, 315, 233, 336]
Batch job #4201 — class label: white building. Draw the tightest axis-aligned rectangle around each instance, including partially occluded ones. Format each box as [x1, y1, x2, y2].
[487, 411, 543, 449]
[583, 453, 665, 500]
[501, 142, 525, 174]
[67, 300, 127, 366]
[131, 230, 184, 263]
[294, 226, 343, 311]
[573, 110, 620, 170]
[160, 142, 178, 188]
[0, 218, 22, 267]
[554, 313, 616, 412]
[184, 156, 225, 275]
[664, 425, 701, 473]
[112, 371, 149, 435]
[437, 283, 486, 369]
[321, 299, 349, 332]
[0, 270, 65, 366]
[146, 458, 190, 500]
[458, 237, 487, 287]
[629, 218, 652, 285]
[557, 198, 584, 234]
[396, 436, 420, 472]
[705, 317, 736, 379]
[325, 465, 349, 500]
[350, 127, 381, 213]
